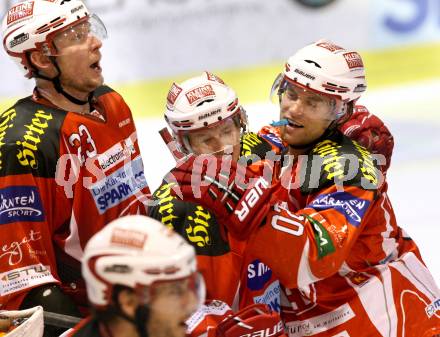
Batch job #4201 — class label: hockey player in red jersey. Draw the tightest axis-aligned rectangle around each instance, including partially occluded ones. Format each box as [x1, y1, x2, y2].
[149, 72, 285, 312]
[167, 40, 440, 336]
[67, 215, 204, 337]
[0, 0, 150, 332]
[67, 215, 286, 337]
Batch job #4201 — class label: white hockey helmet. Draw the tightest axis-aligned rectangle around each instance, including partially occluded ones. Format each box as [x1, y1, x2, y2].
[1, 0, 106, 78]
[0, 306, 44, 337]
[271, 39, 367, 120]
[164, 72, 246, 152]
[82, 215, 204, 309]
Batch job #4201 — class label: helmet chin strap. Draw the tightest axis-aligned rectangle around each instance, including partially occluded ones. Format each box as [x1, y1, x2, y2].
[104, 302, 150, 337]
[33, 56, 93, 106]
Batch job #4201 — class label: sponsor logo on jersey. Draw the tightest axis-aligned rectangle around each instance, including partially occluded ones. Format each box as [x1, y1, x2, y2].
[97, 134, 136, 172]
[185, 84, 215, 105]
[0, 108, 17, 170]
[241, 132, 263, 157]
[90, 156, 148, 214]
[7, 2, 34, 25]
[0, 264, 57, 297]
[345, 271, 370, 287]
[247, 259, 272, 291]
[343, 52, 364, 69]
[0, 229, 42, 266]
[253, 280, 281, 312]
[285, 303, 355, 336]
[304, 215, 335, 258]
[111, 228, 147, 249]
[16, 110, 53, 169]
[153, 183, 178, 229]
[308, 192, 370, 227]
[186, 205, 212, 247]
[0, 186, 44, 225]
[352, 141, 379, 187]
[425, 297, 440, 318]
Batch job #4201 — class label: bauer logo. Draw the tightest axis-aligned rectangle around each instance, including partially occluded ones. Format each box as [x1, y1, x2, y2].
[90, 156, 148, 214]
[247, 259, 272, 291]
[308, 192, 370, 227]
[0, 186, 44, 225]
[7, 2, 35, 25]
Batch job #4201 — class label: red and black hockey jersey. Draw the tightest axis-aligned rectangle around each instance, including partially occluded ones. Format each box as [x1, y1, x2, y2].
[0, 86, 150, 310]
[149, 127, 285, 312]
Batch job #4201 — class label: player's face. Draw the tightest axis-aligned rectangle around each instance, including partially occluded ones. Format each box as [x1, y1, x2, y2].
[279, 82, 335, 150]
[52, 20, 104, 99]
[187, 118, 241, 162]
[147, 278, 199, 337]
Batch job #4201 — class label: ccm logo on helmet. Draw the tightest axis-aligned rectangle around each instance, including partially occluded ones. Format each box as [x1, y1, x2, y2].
[235, 177, 269, 222]
[239, 321, 284, 337]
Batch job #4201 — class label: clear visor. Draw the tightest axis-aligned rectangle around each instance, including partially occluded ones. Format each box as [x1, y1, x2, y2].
[270, 74, 343, 125]
[44, 14, 107, 56]
[138, 272, 206, 314]
[181, 112, 244, 157]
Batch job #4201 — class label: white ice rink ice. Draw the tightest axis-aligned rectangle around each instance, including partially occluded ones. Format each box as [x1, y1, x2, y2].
[136, 79, 440, 284]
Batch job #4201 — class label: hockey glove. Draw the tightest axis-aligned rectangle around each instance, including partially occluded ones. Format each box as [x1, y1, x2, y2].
[340, 105, 394, 173]
[209, 304, 286, 337]
[165, 154, 275, 239]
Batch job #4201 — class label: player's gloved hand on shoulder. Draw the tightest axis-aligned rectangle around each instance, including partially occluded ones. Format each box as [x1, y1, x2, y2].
[165, 154, 275, 239]
[339, 105, 394, 173]
[209, 304, 286, 337]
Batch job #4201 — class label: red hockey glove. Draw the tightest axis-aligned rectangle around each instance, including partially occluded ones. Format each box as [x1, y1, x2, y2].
[166, 154, 275, 239]
[339, 105, 394, 173]
[209, 304, 286, 337]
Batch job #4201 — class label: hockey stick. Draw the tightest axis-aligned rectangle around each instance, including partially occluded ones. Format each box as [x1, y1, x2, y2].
[158, 127, 187, 162]
[43, 311, 81, 329]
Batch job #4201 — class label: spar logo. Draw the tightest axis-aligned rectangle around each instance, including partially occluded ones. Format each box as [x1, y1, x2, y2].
[0, 186, 44, 225]
[90, 156, 148, 214]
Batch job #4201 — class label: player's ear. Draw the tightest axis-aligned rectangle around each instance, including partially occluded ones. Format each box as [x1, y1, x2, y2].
[116, 288, 139, 319]
[29, 50, 56, 77]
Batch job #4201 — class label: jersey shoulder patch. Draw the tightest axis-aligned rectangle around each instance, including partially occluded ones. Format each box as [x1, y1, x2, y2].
[240, 132, 278, 162]
[0, 97, 67, 177]
[150, 182, 230, 256]
[299, 132, 381, 194]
